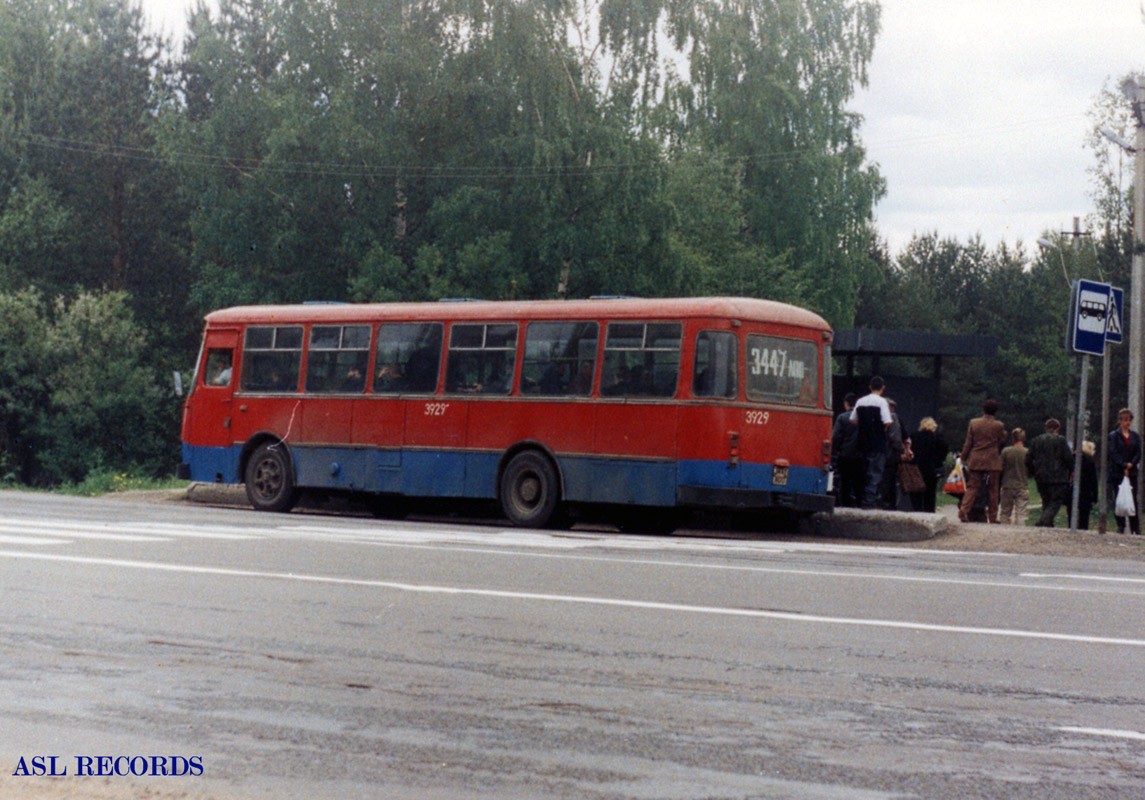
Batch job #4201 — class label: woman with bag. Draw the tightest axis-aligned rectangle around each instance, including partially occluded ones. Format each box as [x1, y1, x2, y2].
[1107, 408, 1141, 535]
[909, 417, 949, 512]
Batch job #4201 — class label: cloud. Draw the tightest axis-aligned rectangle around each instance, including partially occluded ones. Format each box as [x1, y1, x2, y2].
[854, 0, 1145, 251]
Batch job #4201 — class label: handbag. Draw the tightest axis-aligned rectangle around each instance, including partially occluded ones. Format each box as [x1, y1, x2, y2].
[1116, 476, 1136, 517]
[898, 462, 926, 494]
[943, 457, 966, 497]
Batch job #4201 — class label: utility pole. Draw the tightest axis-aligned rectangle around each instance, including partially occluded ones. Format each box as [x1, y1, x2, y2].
[1130, 79, 1145, 532]
[1124, 79, 1145, 480]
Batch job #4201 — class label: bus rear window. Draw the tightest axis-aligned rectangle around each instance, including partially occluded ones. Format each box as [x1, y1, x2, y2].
[241, 326, 303, 393]
[601, 322, 681, 398]
[745, 335, 818, 406]
[445, 323, 518, 395]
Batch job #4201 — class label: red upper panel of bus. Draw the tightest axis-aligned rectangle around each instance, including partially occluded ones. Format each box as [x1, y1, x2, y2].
[204, 296, 832, 334]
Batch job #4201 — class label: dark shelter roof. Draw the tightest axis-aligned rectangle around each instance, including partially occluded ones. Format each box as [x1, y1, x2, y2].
[833, 329, 997, 359]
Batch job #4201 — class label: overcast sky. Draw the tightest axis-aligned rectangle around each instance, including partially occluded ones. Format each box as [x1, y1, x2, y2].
[141, 0, 1145, 254]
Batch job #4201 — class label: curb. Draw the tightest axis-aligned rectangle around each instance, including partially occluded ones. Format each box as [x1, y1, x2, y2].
[809, 507, 951, 542]
[186, 482, 248, 507]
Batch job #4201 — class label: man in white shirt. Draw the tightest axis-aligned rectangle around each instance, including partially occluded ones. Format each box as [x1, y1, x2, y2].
[850, 376, 894, 509]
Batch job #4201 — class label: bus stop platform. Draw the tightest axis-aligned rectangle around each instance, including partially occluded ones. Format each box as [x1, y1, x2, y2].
[807, 507, 952, 542]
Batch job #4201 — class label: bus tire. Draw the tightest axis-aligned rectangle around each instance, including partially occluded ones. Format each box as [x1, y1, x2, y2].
[500, 451, 560, 528]
[244, 442, 299, 513]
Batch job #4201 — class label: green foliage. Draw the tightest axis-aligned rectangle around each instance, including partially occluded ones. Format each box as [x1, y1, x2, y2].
[0, 289, 177, 486]
[56, 468, 189, 497]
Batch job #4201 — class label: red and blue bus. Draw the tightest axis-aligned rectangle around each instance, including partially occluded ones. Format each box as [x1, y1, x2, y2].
[179, 297, 835, 528]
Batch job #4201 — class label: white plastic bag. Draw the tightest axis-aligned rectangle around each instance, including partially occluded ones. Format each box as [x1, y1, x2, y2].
[1116, 476, 1136, 517]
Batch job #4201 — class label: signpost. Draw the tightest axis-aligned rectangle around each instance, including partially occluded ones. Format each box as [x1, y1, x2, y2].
[1069, 280, 1123, 531]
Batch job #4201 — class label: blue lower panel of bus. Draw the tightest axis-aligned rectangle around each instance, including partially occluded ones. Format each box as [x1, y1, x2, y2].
[182, 444, 827, 510]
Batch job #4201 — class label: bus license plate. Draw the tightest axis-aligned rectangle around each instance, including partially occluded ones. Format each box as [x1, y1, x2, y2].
[773, 465, 789, 486]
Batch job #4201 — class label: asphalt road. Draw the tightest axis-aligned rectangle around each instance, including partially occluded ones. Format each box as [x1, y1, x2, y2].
[1, 491, 1143, 799]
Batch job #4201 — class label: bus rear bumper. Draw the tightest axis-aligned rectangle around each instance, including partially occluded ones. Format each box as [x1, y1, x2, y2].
[677, 485, 834, 514]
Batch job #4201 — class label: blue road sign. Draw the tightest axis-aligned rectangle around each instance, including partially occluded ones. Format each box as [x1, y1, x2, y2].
[1106, 286, 1124, 344]
[1072, 279, 1112, 355]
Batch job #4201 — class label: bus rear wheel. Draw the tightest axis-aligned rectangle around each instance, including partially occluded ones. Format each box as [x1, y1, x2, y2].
[245, 442, 299, 513]
[500, 451, 560, 528]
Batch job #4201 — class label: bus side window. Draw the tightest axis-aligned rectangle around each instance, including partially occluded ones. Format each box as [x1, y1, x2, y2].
[602, 321, 681, 398]
[445, 323, 517, 395]
[375, 322, 444, 394]
[521, 321, 598, 397]
[305, 325, 370, 394]
[241, 326, 303, 393]
[204, 349, 233, 387]
[693, 331, 737, 399]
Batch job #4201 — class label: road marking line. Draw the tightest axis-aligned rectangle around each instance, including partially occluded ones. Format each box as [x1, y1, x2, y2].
[0, 527, 164, 543]
[1, 549, 1143, 648]
[1058, 726, 1145, 742]
[1023, 573, 1145, 585]
[0, 519, 254, 540]
[267, 537, 1145, 597]
[0, 534, 68, 546]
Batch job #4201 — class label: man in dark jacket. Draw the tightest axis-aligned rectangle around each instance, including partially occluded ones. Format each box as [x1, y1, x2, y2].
[831, 393, 862, 507]
[1026, 418, 1073, 528]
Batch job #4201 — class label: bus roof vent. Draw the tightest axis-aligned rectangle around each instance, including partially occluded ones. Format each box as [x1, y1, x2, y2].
[589, 295, 639, 300]
[438, 297, 483, 303]
[302, 300, 348, 305]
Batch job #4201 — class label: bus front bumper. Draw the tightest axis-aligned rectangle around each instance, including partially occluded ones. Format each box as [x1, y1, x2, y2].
[677, 485, 834, 514]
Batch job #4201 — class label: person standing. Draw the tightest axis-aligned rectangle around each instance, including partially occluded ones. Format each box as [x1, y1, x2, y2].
[831, 393, 862, 507]
[1107, 408, 1141, 535]
[1074, 441, 1099, 530]
[1026, 418, 1073, 528]
[849, 376, 893, 510]
[959, 399, 1007, 524]
[880, 399, 909, 510]
[998, 428, 1029, 526]
[910, 417, 949, 513]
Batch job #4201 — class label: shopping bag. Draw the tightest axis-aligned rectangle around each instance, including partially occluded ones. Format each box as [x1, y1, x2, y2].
[943, 457, 966, 497]
[1116, 476, 1136, 517]
[898, 462, 926, 494]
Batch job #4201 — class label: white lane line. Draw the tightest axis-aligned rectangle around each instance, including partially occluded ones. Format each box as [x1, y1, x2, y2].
[1058, 726, 1145, 742]
[1, 549, 1143, 648]
[0, 519, 254, 541]
[1023, 573, 1145, 585]
[0, 527, 163, 543]
[0, 534, 68, 546]
[263, 537, 1145, 597]
[285, 523, 1015, 558]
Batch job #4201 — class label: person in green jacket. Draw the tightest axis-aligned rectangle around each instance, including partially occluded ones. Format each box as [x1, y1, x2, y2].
[999, 428, 1029, 526]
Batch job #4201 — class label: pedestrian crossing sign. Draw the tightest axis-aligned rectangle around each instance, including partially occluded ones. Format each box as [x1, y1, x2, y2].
[1106, 286, 1124, 344]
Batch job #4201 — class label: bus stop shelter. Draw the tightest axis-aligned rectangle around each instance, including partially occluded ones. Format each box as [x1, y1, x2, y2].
[832, 328, 998, 431]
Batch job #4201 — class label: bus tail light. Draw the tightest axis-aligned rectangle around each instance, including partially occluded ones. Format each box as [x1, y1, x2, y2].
[822, 439, 832, 470]
[728, 432, 740, 466]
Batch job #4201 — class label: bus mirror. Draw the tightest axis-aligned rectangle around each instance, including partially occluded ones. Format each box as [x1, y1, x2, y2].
[173, 371, 184, 397]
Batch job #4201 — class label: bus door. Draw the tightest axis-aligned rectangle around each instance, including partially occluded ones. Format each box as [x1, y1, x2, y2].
[298, 324, 373, 490]
[192, 328, 240, 448]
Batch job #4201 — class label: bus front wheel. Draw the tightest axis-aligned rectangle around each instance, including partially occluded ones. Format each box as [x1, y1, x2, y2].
[245, 442, 299, 513]
[500, 451, 560, 528]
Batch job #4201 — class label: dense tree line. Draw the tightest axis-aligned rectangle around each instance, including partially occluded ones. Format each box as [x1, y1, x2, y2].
[0, 0, 1132, 484]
